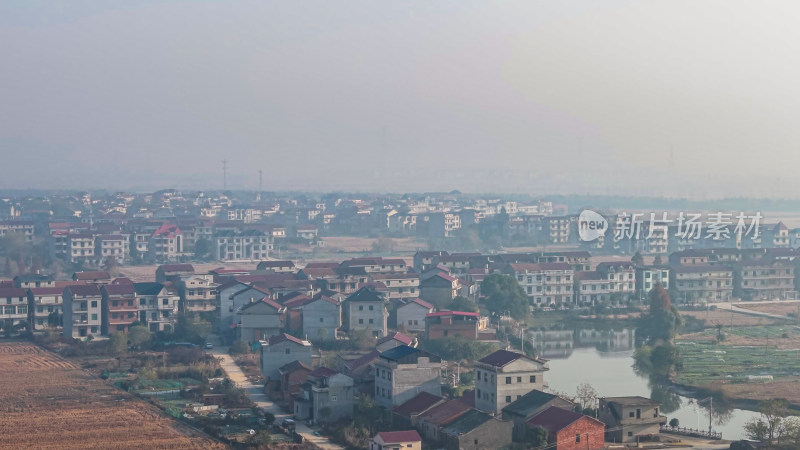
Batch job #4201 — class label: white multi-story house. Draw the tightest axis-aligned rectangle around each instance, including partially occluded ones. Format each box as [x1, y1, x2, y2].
[179, 274, 219, 313]
[0, 287, 29, 329]
[214, 230, 271, 261]
[27, 287, 64, 331]
[63, 285, 103, 339]
[132, 282, 180, 332]
[505, 263, 574, 307]
[474, 350, 549, 415]
[373, 345, 442, 409]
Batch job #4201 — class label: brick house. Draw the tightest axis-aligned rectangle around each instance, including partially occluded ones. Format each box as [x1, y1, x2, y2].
[526, 406, 605, 450]
[502, 389, 575, 440]
[101, 284, 138, 334]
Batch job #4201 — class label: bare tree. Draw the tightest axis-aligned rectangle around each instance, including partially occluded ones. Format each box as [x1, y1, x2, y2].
[575, 382, 599, 412]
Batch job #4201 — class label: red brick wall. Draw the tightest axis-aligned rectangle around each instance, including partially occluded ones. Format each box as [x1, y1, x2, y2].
[554, 417, 604, 450]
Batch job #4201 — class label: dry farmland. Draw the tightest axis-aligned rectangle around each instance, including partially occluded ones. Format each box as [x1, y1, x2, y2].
[0, 342, 226, 449]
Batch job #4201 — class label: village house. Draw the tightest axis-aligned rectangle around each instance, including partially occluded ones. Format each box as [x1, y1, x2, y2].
[474, 350, 549, 415]
[293, 367, 354, 424]
[417, 399, 472, 443]
[237, 298, 285, 343]
[155, 263, 195, 283]
[148, 224, 183, 262]
[504, 263, 574, 307]
[419, 272, 460, 307]
[132, 282, 180, 332]
[277, 360, 312, 411]
[413, 250, 449, 272]
[178, 274, 218, 313]
[213, 230, 270, 261]
[369, 430, 422, 450]
[101, 284, 138, 334]
[440, 408, 513, 450]
[67, 233, 98, 265]
[595, 262, 636, 299]
[260, 333, 313, 388]
[425, 311, 491, 340]
[375, 332, 414, 353]
[344, 286, 388, 337]
[27, 287, 63, 331]
[526, 406, 605, 450]
[598, 396, 666, 443]
[299, 295, 341, 341]
[62, 284, 103, 339]
[392, 392, 447, 428]
[256, 260, 296, 273]
[340, 257, 407, 273]
[73, 271, 111, 284]
[635, 265, 670, 301]
[670, 265, 733, 304]
[95, 234, 129, 264]
[396, 298, 434, 333]
[502, 389, 575, 440]
[369, 272, 420, 300]
[0, 287, 29, 330]
[734, 258, 796, 301]
[374, 345, 442, 409]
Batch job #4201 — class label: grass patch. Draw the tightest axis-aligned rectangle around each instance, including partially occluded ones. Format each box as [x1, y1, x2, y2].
[674, 341, 800, 386]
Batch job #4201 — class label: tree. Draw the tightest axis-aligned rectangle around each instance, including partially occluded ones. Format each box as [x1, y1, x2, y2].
[229, 340, 250, 355]
[128, 325, 152, 348]
[575, 382, 598, 411]
[245, 430, 272, 448]
[631, 251, 644, 266]
[447, 296, 478, 313]
[669, 418, 680, 428]
[744, 399, 791, 445]
[109, 332, 127, 356]
[371, 237, 395, 254]
[194, 238, 213, 260]
[637, 283, 681, 344]
[522, 426, 548, 447]
[480, 273, 530, 319]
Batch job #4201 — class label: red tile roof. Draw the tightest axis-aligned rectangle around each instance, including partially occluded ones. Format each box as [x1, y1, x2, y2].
[410, 298, 434, 309]
[393, 392, 444, 417]
[375, 430, 422, 444]
[426, 311, 480, 318]
[377, 332, 413, 346]
[65, 284, 102, 297]
[419, 400, 471, 426]
[0, 288, 27, 297]
[526, 406, 604, 433]
[267, 333, 310, 346]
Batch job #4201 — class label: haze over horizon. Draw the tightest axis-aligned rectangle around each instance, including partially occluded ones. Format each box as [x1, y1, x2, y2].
[3, 1, 800, 198]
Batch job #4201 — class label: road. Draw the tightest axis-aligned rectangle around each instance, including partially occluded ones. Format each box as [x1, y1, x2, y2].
[206, 339, 343, 449]
[711, 299, 800, 320]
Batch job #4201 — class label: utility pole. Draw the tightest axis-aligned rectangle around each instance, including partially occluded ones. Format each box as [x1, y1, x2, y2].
[708, 397, 713, 435]
[222, 160, 228, 190]
[257, 169, 263, 202]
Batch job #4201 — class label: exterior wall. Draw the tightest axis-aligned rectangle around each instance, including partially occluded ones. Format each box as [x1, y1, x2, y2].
[0, 290, 28, 328]
[240, 312, 283, 342]
[374, 358, 442, 409]
[63, 292, 102, 339]
[553, 419, 605, 450]
[370, 439, 421, 450]
[180, 276, 218, 313]
[397, 303, 431, 333]
[302, 299, 340, 341]
[261, 342, 312, 382]
[426, 315, 479, 340]
[475, 360, 546, 414]
[136, 292, 179, 333]
[346, 300, 387, 337]
[217, 282, 248, 331]
[444, 418, 513, 450]
[599, 400, 666, 443]
[313, 373, 354, 423]
[102, 295, 138, 335]
[27, 292, 62, 331]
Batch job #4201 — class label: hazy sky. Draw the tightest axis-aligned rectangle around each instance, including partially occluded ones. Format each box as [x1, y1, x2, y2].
[2, 1, 800, 197]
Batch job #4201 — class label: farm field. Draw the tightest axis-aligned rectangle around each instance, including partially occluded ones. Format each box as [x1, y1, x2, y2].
[679, 309, 778, 327]
[0, 342, 225, 449]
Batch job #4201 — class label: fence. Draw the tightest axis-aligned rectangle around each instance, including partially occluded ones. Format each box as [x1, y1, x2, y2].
[661, 425, 723, 440]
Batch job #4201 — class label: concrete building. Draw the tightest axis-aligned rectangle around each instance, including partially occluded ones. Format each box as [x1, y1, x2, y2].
[101, 284, 138, 335]
[440, 409, 513, 450]
[0, 287, 29, 330]
[214, 230, 270, 261]
[635, 266, 670, 301]
[27, 287, 63, 331]
[237, 298, 285, 343]
[369, 272, 420, 300]
[373, 345, 442, 409]
[95, 234, 129, 265]
[417, 400, 472, 443]
[155, 263, 195, 283]
[148, 224, 183, 262]
[260, 333, 313, 385]
[396, 298, 434, 333]
[179, 274, 218, 313]
[63, 284, 103, 339]
[419, 273, 461, 307]
[505, 263, 574, 307]
[344, 286, 388, 338]
[425, 311, 488, 340]
[300, 295, 341, 341]
[501, 389, 575, 440]
[293, 367, 354, 424]
[598, 396, 666, 443]
[671, 265, 733, 304]
[734, 258, 796, 301]
[132, 282, 180, 332]
[474, 350, 548, 415]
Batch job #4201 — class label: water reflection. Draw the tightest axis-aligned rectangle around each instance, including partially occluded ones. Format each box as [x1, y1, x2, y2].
[540, 329, 761, 440]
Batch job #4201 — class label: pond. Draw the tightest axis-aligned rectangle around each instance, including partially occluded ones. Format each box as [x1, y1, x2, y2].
[532, 329, 761, 440]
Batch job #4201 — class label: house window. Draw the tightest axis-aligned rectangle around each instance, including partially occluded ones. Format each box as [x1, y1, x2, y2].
[91, 314, 97, 321]
[530, 376, 536, 383]
[576, 434, 581, 443]
[505, 396, 511, 403]
[628, 432, 633, 437]
[369, 305, 374, 311]
[505, 377, 511, 384]
[358, 305, 363, 311]
[320, 318, 324, 323]
[629, 412, 635, 418]
[368, 319, 374, 324]
[517, 376, 522, 383]
[358, 319, 364, 324]
[331, 395, 337, 401]
[285, 348, 291, 354]
[91, 301, 98, 308]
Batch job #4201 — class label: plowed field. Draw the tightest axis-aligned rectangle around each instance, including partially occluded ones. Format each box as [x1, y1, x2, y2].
[0, 342, 226, 449]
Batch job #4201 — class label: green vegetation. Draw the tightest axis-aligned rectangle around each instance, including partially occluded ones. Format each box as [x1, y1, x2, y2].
[480, 273, 530, 319]
[634, 284, 683, 379]
[420, 335, 500, 362]
[447, 295, 478, 312]
[744, 399, 800, 447]
[673, 342, 800, 386]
